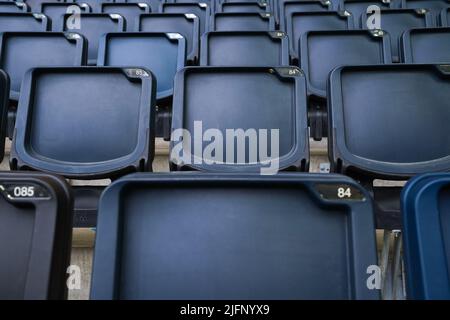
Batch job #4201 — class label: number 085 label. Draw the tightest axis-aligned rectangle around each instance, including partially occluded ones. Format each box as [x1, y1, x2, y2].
[0, 183, 51, 200]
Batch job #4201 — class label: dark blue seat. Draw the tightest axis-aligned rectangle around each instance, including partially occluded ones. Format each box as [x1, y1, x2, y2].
[170, 0, 215, 12]
[160, 2, 210, 35]
[0, 1, 28, 13]
[441, 7, 450, 25]
[75, 0, 114, 13]
[210, 12, 276, 31]
[23, 0, 61, 13]
[339, 0, 392, 27]
[91, 173, 379, 300]
[401, 27, 450, 63]
[127, 0, 162, 13]
[40, 2, 91, 31]
[279, 0, 332, 34]
[98, 32, 186, 102]
[61, 13, 125, 65]
[10, 67, 156, 179]
[0, 70, 8, 162]
[136, 13, 199, 63]
[200, 31, 290, 66]
[101, 3, 151, 31]
[0, 12, 49, 33]
[402, 0, 450, 22]
[0, 171, 72, 300]
[0, 32, 86, 101]
[402, 173, 450, 299]
[218, 1, 271, 13]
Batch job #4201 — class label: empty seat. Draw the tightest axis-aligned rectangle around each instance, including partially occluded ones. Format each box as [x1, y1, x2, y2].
[402, 173, 450, 300]
[127, 0, 161, 13]
[0, 70, 8, 162]
[361, 9, 433, 62]
[78, 0, 114, 12]
[328, 64, 450, 179]
[0, 1, 28, 13]
[339, 0, 392, 28]
[401, 27, 450, 63]
[0, 12, 49, 33]
[23, 0, 60, 13]
[200, 31, 289, 66]
[441, 7, 450, 25]
[161, 2, 210, 35]
[279, 0, 332, 33]
[0, 171, 72, 300]
[61, 13, 125, 65]
[0, 32, 86, 101]
[136, 13, 199, 63]
[10, 67, 156, 179]
[287, 11, 353, 63]
[210, 12, 276, 31]
[41, 2, 91, 31]
[218, 1, 271, 13]
[171, 0, 215, 12]
[300, 29, 391, 101]
[91, 173, 379, 300]
[402, 0, 450, 17]
[276, 0, 337, 26]
[98, 32, 186, 102]
[170, 66, 309, 173]
[101, 3, 151, 31]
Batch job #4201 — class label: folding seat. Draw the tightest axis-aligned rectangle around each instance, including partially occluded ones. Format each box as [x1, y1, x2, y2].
[401, 27, 450, 63]
[361, 9, 433, 62]
[402, 0, 450, 18]
[10, 67, 156, 179]
[441, 7, 450, 25]
[279, 0, 332, 34]
[210, 12, 276, 31]
[170, 66, 309, 173]
[160, 2, 211, 35]
[98, 32, 186, 102]
[91, 173, 379, 300]
[0, 32, 87, 101]
[22, 0, 61, 13]
[0, 71, 8, 162]
[0, 1, 28, 13]
[402, 173, 450, 300]
[200, 31, 290, 66]
[171, 0, 216, 12]
[40, 2, 91, 31]
[300, 29, 391, 102]
[286, 11, 353, 63]
[0, 12, 49, 33]
[218, 1, 271, 13]
[328, 64, 450, 228]
[276, 0, 338, 26]
[101, 2, 151, 31]
[136, 13, 199, 63]
[0, 171, 72, 300]
[61, 13, 125, 65]
[127, 0, 162, 13]
[76, 0, 114, 13]
[339, 0, 393, 28]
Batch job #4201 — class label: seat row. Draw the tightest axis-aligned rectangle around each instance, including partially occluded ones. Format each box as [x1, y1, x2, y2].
[1, 170, 449, 299]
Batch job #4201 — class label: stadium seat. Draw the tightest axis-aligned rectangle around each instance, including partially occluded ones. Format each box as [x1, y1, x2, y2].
[10, 67, 156, 179]
[0, 70, 8, 163]
[0, 171, 72, 300]
[78, 0, 113, 13]
[210, 12, 276, 31]
[279, 0, 332, 34]
[61, 13, 125, 65]
[170, 66, 309, 172]
[218, 1, 271, 13]
[40, 2, 91, 31]
[161, 2, 210, 35]
[401, 27, 450, 63]
[402, 0, 450, 21]
[339, 0, 392, 28]
[23, 0, 60, 13]
[200, 31, 289, 66]
[441, 7, 450, 25]
[0, 32, 87, 101]
[402, 173, 450, 300]
[0, 12, 49, 33]
[101, 2, 151, 31]
[0, 1, 28, 13]
[361, 9, 433, 62]
[300, 29, 392, 101]
[171, 0, 215, 12]
[98, 32, 186, 102]
[137, 13, 199, 63]
[286, 11, 353, 63]
[91, 173, 379, 300]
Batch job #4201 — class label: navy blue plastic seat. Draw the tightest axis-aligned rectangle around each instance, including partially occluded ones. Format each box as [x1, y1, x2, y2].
[401, 27, 450, 63]
[211, 12, 276, 31]
[23, 0, 61, 13]
[126, 0, 161, 13]
[77, 0, 113, 12]
[41, 2, 91, 31]
[361, 9, 433, 62]
[402, 173, 450, 300]
[10, 67, 156, 179]
[200, 31, 289, 66]
[0, 1, 28, 13]
[218, 1, 271, 13]
[137, 13, 199, 63]
[279, 0, 332, 34]
[61, 13, 125, 65]
[0, 12, 49, 33]
[0, 171, 72, 300]
[287, 11, 353, 63]
[441, 7, 450, 25]
[0, 70, 8, 162]
[0, 32, 86, 101]
[339, 0, 392, 27]
[98, 32, 186, 102]
[300, 29, 391, 101]
[160, 2, 210, 35]
[328, 64, 450, 179]
[170, 66, 309, 172]
[171, 0, 215, 12]
[402, 0, 450, 20]
[276, 0, 339, 26]
[91, 173, 379, 300]
[101, 3, 151, 31]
